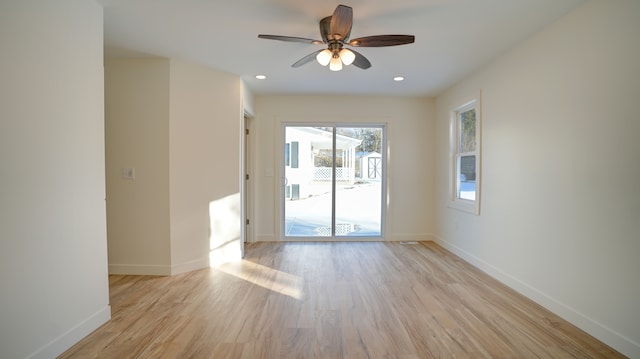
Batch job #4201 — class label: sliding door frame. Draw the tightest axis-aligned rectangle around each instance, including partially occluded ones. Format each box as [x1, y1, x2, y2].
[279, 122, 387, 241]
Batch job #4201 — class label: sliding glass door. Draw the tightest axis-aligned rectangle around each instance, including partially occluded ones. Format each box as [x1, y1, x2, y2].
[283, 124, 384, 239]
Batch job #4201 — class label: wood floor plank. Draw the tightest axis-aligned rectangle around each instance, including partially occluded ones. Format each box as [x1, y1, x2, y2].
[59, 241, 625, 359]
[280, 328, 315, 359]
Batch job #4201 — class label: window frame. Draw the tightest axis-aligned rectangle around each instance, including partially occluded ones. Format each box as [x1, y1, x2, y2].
[449, 93, 482, 215]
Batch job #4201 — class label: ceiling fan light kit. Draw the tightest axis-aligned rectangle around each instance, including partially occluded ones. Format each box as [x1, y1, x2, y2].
[339, 48, 356, 66]
[316, 49, 332, 66]
[258, 4, 415, 72]
[329, 56, 342, 71]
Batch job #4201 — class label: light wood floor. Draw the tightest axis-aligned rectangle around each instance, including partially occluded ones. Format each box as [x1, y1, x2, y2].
[60, 242, 624, 358]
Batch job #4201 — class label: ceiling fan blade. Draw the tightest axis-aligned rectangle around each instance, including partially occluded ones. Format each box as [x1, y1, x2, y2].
[349, 35, 415, 47]
[350, 49, 372, 69]
[292, 49, 324, 68]
[329, 5, 353, 41]
[258, 34, 323, 45]
[319, 16, 331, 43]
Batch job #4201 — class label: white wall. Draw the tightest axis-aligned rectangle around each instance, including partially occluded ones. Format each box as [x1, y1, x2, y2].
[105, 58, 172, 275]
[0, 1, 110, 358]
[105, 58, 243, 274]
[434, 1, 640, 357]
[253, 95, 435, 242]
[169, 60, 243, 271]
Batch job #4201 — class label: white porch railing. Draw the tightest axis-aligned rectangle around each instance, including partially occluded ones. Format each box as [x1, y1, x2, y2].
[314, 167, 352, 181]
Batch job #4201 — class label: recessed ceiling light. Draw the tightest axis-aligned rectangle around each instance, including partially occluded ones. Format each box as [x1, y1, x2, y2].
[393, 76, 405, 82]
[255, 75, 267, 80]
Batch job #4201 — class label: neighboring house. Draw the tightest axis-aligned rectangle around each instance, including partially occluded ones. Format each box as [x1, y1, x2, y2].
[285, 127, 361, 199]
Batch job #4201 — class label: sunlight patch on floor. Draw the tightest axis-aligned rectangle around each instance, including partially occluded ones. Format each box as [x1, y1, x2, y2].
[217, 260, 304, 300]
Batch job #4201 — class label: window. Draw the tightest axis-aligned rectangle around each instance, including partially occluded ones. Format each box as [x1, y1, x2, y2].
[450, 94, 481, 214]
[284, 142, 298, 168]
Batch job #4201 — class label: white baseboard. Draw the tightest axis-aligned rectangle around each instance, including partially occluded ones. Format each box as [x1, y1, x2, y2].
[27, 305, 111, 359]
[433, 235, 640, 358]
[108, 263, 171, 276]
[171, 257, 210, 275]
[255, 234, 277, 242]
[110, 259, 211, 276]
[389, 233, 436, 242]
[253, 234, 436, 242]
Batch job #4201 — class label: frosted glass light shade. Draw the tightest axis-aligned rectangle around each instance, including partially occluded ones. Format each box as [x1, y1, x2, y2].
[329, 56, 343, 71]
[339, 48, 355, 66]
[316, 49, 332, 66]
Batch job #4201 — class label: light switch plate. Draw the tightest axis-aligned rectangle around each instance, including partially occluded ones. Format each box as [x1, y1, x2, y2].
[122, 167, 135, 180]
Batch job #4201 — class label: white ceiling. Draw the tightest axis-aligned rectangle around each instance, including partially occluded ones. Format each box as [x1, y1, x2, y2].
[100, 0, 584, 97]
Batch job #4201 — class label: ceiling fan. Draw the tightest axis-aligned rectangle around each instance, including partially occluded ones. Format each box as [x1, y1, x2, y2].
[258, 4, 415, 71]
